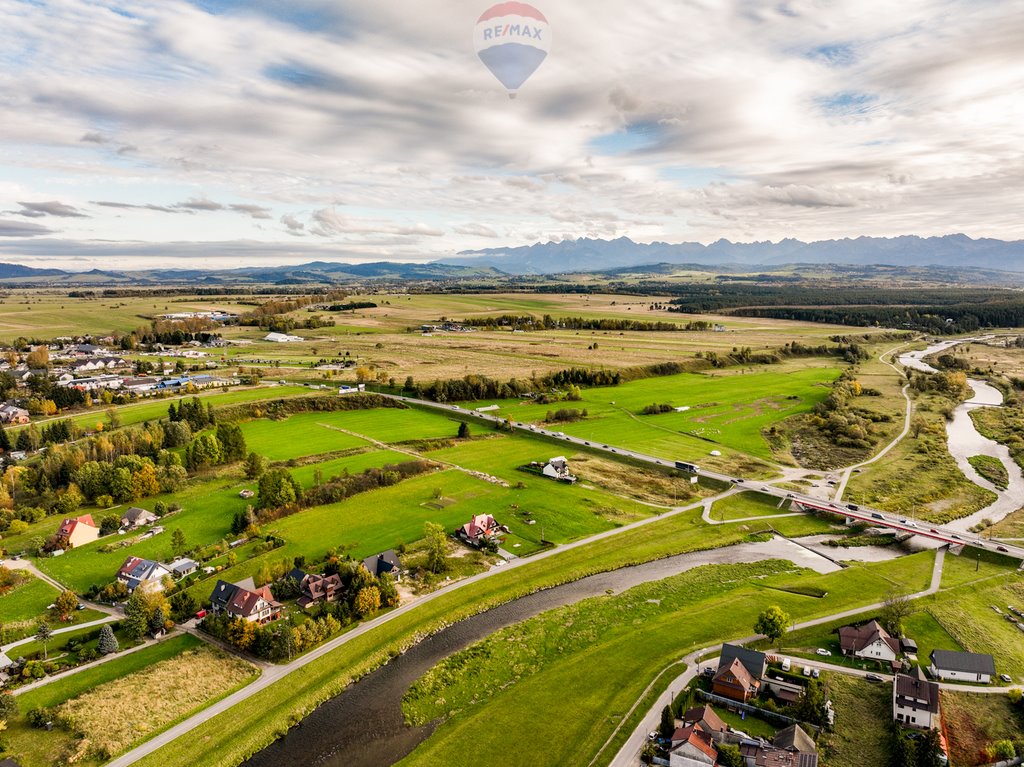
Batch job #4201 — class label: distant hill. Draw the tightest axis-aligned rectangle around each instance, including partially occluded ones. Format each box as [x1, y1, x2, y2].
[0, 260, 504, 285]
[442, 234, 1024, 274]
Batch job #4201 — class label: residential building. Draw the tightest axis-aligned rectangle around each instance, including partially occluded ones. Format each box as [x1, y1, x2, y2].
[288, 568, 345, 609]
[680, 705, 728, 742]
[721, 643, 768, 680]
[542, 456, 577, 483]
[838, 620, 900, 664]
[362, 550, 402, 581]
[458, 513, 506, 546]
[117, 557, 172, 592]
[929, 649, 996, 683]
[668, 724, 717, 767]
[893, 667, 940, 729]
[713, 657, 761, 703]
[209, 578, 283, 624]
[739, 726, 819, 767]
[57, 514, 99, 548]
[120, 506, 158, 529]
[168, 558, 199, 578]
[0, 403, 30, 425]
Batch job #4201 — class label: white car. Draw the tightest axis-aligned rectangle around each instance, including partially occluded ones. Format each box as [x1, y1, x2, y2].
[802, 666, 812, 677]
[816, 648, 831, 657]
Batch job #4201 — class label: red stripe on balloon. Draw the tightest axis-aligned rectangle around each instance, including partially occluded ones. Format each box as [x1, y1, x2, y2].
[477, 2, 547, 23]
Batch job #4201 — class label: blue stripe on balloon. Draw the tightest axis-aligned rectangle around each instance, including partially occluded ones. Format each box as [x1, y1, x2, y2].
[477, 43, 548, 92]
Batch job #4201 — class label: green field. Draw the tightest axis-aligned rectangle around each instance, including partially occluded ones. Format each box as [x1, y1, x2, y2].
[0, 573, 105, 641]
[458, 365, 841, 465]
[818, 673, 892, 767]
[397, 553, 935, 767]
[238, 407, 463, 461]
[183, 466, 656, 599]
[708, 491, 792, 520]
[288, 449, 416, 487]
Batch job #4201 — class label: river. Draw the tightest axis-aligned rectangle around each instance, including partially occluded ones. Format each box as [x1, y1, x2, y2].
[899, 337, 1024, 531]
[242, 537, 843, 767]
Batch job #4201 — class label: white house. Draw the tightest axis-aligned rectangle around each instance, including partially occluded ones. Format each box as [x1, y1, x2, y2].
[264, 332, 304, 343]
[893, 668, 940, 729]
[542, 456, 577, 483]
[838, 620, 900, 664]
[929, 650, 996, 683]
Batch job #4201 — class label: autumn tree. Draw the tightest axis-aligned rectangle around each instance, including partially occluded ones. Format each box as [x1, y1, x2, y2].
[52, 590, 79, 621]
[754, 605, 791, 645]
[354, 585, 381, 617]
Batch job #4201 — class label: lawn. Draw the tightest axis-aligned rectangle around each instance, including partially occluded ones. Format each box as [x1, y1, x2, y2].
[396, 554, 937, 767]
[0, 573, 104, 642]
[239, 412, 370, 460]
[708, 491, 792, 521]
[901, 610, 963, 661]
[456, 364, 841, 466]
[817, 673, 892, 767]
[288, 449, 416, 488]
[183, 466, 656, 598]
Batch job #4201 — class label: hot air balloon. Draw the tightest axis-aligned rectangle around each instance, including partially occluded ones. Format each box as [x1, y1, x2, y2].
[473, 2, 550, 98]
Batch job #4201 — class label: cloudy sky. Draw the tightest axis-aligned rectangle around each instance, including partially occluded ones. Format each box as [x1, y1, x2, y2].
[1, 0, 1022, 269]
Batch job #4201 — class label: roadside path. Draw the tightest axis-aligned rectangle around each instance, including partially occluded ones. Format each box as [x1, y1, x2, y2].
[608, 547, 950, 767]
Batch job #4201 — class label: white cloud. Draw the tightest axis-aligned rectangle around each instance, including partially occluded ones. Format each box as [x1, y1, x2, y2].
[0, 0, 1021, 267]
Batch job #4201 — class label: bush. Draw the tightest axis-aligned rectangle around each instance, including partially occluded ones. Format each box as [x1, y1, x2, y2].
[26, 707, 52, 728]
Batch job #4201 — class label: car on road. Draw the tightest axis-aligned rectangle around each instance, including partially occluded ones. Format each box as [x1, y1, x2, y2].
[998, 546, 1009, 552]
[816, 648, 831, 656]
[731, 478, 743, 484]
[76, 602, 86, 610]
[871, 513, 884, 520]
[847, 503, 860, 511]
[786, 493, 796, 498]
[930, 528, 939, 533]
[1001, 674, 1013, 683]
[761, 486, 770, 491]
[951, 534, 961, 540]
[865, 673, 883, 682]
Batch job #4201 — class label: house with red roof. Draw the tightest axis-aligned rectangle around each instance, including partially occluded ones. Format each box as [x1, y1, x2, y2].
[457, 514, 506, 547]
[209, 577, 282, 624]
[668, 723, 717, 767]
[56, 514, 99, 549]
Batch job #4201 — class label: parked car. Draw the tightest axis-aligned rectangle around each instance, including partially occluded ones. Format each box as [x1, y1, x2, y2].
[781, 658, 791, 672]
[865, 674, 883, 682]
[76, 602, 86, 611]
[802, 666, 812, 677]
[816, 648, 831, 656]
[811, 668, 820, 679]
[1000, 674, 1013, 683]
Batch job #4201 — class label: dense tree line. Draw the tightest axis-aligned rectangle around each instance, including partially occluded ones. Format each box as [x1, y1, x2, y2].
[665, 285, 1021, 311]
[458, 314, 713, 332]
[412, 362, 693, 403]
[328, 301, 378, 311]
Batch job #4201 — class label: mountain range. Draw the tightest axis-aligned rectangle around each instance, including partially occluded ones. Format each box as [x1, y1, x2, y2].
[1, 234, 1023, 284]
[443, 234, 1024, 274]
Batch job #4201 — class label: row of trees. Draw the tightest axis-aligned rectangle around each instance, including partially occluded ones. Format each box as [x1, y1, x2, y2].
[458, 313, 713, 332]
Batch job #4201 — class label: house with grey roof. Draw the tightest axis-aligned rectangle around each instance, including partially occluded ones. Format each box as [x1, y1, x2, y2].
[929, 649, 996, 683]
